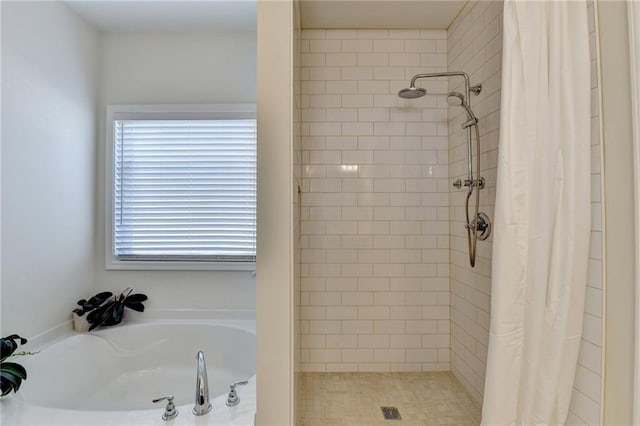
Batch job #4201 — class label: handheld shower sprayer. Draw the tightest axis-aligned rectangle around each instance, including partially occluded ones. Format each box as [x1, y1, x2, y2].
[447, 92, 478, 129]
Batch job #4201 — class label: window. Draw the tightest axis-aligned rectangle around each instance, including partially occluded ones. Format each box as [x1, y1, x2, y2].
[106, 105, 256, 270]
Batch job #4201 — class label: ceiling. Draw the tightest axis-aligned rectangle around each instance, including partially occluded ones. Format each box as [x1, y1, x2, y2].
[65, 1, 257, 32]
[300, 1, 467, 30]
[65, 0, 466, 33]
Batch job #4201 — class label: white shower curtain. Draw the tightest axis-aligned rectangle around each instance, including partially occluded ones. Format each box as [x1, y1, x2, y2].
[481, 1, 591, 425]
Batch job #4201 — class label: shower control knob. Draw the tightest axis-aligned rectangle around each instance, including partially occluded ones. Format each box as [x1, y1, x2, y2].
[475, 212, 491, 240]
[452, 179, 463, 189]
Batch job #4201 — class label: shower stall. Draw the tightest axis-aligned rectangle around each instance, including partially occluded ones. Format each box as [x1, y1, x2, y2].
[295, 14, 502, 418]
[284, 0, 604, 424]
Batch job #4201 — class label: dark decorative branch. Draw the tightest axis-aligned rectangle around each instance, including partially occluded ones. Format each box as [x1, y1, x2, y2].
[75, 288, 147, 331]
[73, 291, 113, 316]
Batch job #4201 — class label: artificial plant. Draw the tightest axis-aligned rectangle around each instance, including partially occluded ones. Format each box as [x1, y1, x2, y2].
[75, 288, 147, 331]
[0, 334, 37, 396]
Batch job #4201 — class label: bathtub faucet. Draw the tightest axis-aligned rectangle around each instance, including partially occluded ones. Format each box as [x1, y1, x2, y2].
[193, 351, 212, 416]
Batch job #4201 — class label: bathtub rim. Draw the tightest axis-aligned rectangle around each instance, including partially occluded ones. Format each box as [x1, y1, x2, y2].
[19, 308, 256, 353]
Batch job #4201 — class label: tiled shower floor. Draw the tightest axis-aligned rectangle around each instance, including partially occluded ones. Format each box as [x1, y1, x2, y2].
[297, 372, 481, 426]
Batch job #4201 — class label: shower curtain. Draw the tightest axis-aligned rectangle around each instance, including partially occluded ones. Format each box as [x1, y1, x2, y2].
[481, 1, 591, 425]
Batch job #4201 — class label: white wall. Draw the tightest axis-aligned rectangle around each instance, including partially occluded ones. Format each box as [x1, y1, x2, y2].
[100, 32, 256, 105]
[0, 4, 258, 337]
[630, 2, 640, 422]
[96, 31, 257, 311]
[1, 2, 99, 338]
[293, 0, 303, 421]
[256, 1, 295, 423]
[598, 2, 636, 424]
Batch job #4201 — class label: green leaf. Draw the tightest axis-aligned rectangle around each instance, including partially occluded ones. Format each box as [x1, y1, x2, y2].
[1, 362, 27, 380]
[104, 303, 124, 326]
[88, 303, 115, 330]
[86, 301, 111, 323]
[0, 371, 22, 386]
[87, 292, 113, 306]
[4, 335, 27, 345]
[124, 293, 147, 303]
[0, 340, 17, 361]
[1, 378, 13, 396]
[124, 302, 145, 312]
[0, 369, 24, 393]
[1, 335, 27, 361]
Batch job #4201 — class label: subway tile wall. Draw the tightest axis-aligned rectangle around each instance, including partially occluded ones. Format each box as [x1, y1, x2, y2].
[299, 29, 451, 372]
[447, 1, 502, 403]
[567, 1, 603, 424]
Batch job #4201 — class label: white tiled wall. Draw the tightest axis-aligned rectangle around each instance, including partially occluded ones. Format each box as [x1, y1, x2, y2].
[566, 2, 603, 424]
[299, 29, 451, 372]
[447, 1, 502, 403]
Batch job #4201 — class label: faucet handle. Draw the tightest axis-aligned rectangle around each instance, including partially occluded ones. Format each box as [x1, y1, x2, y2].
[226, 380, 249, 407]
[152, 395, 178, 421]
[231, 380, 249, 389]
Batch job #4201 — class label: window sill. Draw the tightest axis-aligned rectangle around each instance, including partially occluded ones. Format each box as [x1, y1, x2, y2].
[106, 260, 256, 272]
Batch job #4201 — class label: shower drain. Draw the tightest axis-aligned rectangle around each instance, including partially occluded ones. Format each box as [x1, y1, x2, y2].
[381, 406, 402, 420]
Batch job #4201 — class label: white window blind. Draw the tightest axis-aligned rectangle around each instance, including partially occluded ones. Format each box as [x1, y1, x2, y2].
[113, 119, 256, 262]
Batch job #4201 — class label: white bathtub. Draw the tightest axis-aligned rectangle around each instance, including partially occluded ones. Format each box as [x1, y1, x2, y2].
[0, 313, 256, 425]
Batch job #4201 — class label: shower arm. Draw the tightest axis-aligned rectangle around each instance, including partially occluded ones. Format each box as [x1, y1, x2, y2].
[410, 72, 475, 185]
[409, 71, 472, 101]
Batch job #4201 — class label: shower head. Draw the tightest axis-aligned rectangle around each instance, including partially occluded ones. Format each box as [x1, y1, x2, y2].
[447, 92, 465, 106]
[398, 86, 427, 99]
[447, 91, 478, 128]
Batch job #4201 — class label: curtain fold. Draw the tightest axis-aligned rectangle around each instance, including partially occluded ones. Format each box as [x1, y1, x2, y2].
[481, 1, 591, 424]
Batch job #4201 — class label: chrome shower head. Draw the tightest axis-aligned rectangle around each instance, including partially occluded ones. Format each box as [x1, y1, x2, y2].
[447, 92, 478, 128]
[447, 92, 465, 106]
[398, 86, 427, 99]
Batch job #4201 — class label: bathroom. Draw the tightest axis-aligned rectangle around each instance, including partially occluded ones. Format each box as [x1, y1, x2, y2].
[1, 1, 638, 425]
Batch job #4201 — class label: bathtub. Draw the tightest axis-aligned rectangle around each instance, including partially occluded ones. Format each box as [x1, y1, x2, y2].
[0, 312, 256, 425]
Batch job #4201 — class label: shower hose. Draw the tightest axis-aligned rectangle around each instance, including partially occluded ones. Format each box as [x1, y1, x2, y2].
[464, 123, 481, 267]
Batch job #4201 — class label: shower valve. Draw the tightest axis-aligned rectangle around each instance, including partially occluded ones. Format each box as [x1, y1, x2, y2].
[466, 212, 491, 240]
[451, 179, 474, 189]
[453, 178, 485, 190]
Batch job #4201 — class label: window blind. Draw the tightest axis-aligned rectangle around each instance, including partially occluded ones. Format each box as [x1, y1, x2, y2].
[113, 119, 256, 262]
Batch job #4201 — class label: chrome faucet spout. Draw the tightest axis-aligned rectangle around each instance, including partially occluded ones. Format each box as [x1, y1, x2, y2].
[193, 351, 211, 416]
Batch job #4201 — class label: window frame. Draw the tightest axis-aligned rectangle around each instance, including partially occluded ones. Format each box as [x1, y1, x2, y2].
[105, 104, 257, 271]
